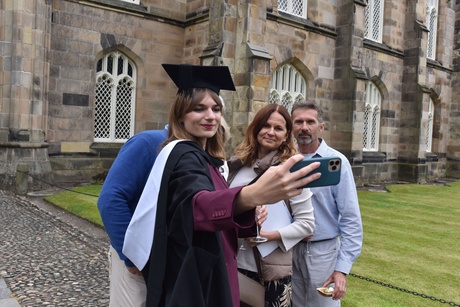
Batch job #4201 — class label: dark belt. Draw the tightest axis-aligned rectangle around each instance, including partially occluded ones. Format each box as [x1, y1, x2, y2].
[299, 237, 336, 244]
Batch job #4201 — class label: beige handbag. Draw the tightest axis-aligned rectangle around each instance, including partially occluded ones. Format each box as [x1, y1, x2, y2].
[256, 247, 293, 282]
[238, 271, 265, 307]
[255, 199, 293, 282]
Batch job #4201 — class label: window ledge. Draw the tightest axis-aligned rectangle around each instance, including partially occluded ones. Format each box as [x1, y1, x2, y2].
[427, 58, 453, 73]
[425, 152, 438, 162]
[267, 11, 337, 39]
[91, 142, 124, 149]
[78, 0, 147, 16]
[362, 151, 386, 163]
[90, 142, 124, 158]
[363, 39, 404, 58]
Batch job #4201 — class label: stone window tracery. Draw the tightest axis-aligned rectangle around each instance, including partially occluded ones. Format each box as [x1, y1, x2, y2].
[426, 98, 434, 152]
[363, 81, 381, 151]
[94, 52, 136, 142]
[364, 0, 384, 43]
[278, 0, 307, 18]
[426, 0, 438, 60]
[270, 64, 306, 113]
[120, 0, 140, 4]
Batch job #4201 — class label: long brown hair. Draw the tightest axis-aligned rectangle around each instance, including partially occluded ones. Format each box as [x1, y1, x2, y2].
[163, 88, 226, 160]
[233, 104, 297, 166]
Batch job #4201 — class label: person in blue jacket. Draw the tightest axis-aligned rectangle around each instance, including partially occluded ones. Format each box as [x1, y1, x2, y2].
[98, 125, 168, 307]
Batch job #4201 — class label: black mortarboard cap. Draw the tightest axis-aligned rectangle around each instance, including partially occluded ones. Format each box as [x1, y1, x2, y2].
[162, 64, 236, 95]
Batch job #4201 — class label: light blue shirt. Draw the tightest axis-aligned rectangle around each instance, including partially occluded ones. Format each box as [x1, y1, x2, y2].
[305, 139, 363, 274]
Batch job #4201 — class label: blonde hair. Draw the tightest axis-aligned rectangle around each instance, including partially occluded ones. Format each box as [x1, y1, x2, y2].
[164, 88, 226, 160]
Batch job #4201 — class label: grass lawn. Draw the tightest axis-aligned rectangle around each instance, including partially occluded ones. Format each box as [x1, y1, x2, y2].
[44, 181, 460, 306]
[343, 182, 460, 306]
[44, 185, 103, 227]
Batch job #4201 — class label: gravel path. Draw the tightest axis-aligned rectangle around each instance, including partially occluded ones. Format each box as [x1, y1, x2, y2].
[0, 190, 110, 306]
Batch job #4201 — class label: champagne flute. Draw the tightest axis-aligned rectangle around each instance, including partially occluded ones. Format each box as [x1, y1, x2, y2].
[250, 205, 268, 243]
[238, 239, 246, 250]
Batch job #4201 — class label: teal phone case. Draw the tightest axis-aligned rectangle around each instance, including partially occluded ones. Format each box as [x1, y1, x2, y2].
[290, 157, 341, 188]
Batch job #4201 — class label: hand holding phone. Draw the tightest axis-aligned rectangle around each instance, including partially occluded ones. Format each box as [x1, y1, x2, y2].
[290, 157, 341, 188]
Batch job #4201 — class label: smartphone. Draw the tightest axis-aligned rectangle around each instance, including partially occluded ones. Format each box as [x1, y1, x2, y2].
[290, 157, 341, 188]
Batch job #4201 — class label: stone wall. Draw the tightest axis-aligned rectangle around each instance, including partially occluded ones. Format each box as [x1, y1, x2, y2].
[46, 0, 187, 155]
[1, 0, 459, 191]
[448, 1, 460, 178]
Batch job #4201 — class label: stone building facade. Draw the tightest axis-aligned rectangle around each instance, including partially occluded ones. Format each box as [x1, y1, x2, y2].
[1, 0, 459, 191]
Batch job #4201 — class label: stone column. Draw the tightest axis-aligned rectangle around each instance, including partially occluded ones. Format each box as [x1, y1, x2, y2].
[202, 0, 272, 151]
[447, 2, 460, 178]
[398, 0, 430, 182]
[232, 0, 272, 149]
[334, 0, 366, 183]
[201, 0, 237, 153]
[0, 0, 52, 191]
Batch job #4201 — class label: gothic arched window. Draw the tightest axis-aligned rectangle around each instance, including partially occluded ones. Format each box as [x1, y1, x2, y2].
[363, 81, 381, 151]
[270, 64, 306, 113]
[364, 0, 384, 43]
[94, 52, 136, 142]
[278, 0, 307, 18]
[426, 0, 438, 60]
[426, 98, 434, 152]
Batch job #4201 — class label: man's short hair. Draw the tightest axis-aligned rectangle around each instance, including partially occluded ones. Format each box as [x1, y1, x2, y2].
[291, 100, 324, 122]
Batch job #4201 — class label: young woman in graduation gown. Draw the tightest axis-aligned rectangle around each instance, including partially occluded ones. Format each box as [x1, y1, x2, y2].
[123, 64, 321, 307]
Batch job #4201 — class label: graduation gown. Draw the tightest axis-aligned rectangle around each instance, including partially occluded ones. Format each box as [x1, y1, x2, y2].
[142, 141, 255, 307]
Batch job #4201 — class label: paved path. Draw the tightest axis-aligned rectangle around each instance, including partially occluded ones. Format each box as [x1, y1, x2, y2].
[0, 190, 110, 306]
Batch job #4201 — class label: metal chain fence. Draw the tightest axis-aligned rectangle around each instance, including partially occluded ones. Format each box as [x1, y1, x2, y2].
[350, 273, 460, 306]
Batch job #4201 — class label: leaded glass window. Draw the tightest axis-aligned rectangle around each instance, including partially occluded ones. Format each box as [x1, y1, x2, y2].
[364, 0, 384, 43]
[278, 0, 307, 18]
[426, 0, 438, 60]
[363, 82, 381, 151]
[426, 98, 434, 152]
[94, 52, 136, 142]
[120, 0, 140, 4]
[270, 64, 306, 113]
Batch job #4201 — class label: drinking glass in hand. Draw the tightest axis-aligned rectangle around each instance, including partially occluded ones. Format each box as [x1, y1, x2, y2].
[250, 205, 268, 243]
